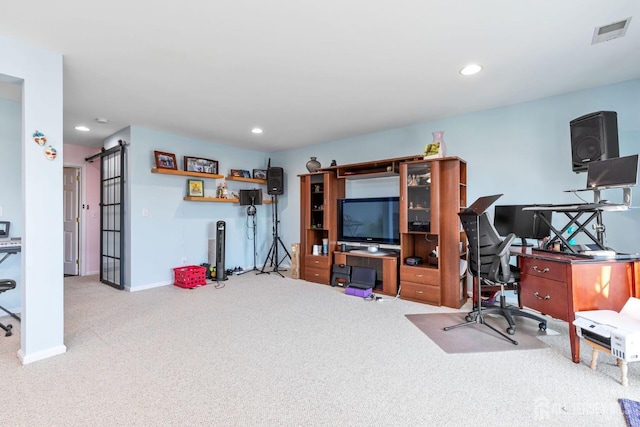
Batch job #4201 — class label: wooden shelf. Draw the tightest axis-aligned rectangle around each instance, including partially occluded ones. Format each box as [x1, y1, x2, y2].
[319, 155, 423, 179]
[183, 197, 272, 204]
[151, 168, 223, 179]
[225, 176, 267, 184]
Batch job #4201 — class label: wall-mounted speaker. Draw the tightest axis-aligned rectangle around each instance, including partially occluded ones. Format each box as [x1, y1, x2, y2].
[215, 220, 227, 281]
[267, 167, 284, 195]
[570, 111, 619, 173]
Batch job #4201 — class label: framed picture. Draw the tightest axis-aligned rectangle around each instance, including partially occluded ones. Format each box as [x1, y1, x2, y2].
[253, 169, 267, 180]
[154, 151, 177, 170]
[241, 170, 251, 178]
[187, 179, 204, 197]
[184, 156, 218, 174]
[230, 169, 243, 177]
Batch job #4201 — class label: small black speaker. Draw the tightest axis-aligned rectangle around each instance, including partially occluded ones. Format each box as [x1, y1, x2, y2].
[215, 220, 227, 281]
[267, 167, 284, 195]
[570, 111, 619, 173]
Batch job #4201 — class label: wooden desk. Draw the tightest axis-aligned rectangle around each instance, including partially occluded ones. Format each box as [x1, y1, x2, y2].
[516, 248, 640, 363]
[333, 251, 398, 296]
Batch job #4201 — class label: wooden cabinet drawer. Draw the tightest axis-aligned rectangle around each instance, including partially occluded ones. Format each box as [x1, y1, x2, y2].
[400, 266, 439, 286]
[305, 255, 330, 269]
[304, 266, 330, 284]
[519, 276, 569, 321]
[520, 257, 567, 282]
[401, 282, 440, 305]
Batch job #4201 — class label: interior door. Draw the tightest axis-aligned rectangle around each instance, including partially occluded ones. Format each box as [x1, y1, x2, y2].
[63, 166, 79, 275]
[100, 144, 125, 290]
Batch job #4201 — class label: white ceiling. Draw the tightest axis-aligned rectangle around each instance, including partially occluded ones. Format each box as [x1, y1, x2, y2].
[1, 1, 639, 151]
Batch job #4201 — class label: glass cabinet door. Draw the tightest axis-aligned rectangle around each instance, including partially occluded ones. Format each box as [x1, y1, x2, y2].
[405, 162, 431, 232]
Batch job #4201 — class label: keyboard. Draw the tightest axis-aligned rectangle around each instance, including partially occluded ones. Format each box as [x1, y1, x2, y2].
[0, 239, 21, 249]
[524, 203, 628, 212]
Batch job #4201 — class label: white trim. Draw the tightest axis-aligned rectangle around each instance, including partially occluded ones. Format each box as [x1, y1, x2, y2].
[126, 281, 172, 292]
[18, 344, 67, 365]
[63, 162, 87, 276]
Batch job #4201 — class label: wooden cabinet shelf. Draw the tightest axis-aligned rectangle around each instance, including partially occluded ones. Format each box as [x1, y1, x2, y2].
[225, 176, 267, 185]
[320, 155, 423, 179]
[151, 168, 223, 179]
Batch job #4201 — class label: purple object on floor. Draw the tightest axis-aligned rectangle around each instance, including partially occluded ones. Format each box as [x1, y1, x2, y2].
[345, 287, 372, 298]
[619, 399, 640, 427]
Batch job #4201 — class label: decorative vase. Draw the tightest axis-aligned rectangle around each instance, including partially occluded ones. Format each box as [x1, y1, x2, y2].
[424, 131, 446, 159]
[306, 156, 321, 172]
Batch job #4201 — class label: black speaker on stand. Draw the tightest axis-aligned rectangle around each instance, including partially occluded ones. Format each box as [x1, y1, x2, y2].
[215, 220, 227, 281]
[259, 167, 290, 277]
[570, 111, 619, 173]
[267, 167, 284, 195]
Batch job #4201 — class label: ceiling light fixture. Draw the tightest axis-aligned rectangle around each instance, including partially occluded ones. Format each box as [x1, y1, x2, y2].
[75, 125, 90, 132]
[252, 128, 263, 134]
[95, 117, 109, 124]
[460, 64, 483, 76]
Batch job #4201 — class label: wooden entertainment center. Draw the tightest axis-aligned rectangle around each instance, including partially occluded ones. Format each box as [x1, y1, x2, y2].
[298, 155, 467, 308]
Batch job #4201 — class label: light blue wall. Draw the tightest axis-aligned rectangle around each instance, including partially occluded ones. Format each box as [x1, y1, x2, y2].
[126, 126, 274, 289]
[273, 79, 640, 254]
[0, 97, 21, 311]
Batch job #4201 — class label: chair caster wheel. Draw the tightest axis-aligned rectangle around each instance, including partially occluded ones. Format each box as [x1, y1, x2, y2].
[465, 315, 473, 322]
[539, 323, 547, 331]
[507, 327, 515, 335]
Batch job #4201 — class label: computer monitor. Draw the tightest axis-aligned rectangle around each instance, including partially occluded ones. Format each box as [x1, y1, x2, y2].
[493, 205, 552, 246]
[0, 221, 9, 238]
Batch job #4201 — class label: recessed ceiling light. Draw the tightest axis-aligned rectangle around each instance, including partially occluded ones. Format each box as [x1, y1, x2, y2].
[95, 117, 109, 124]
[252, 128, 263, 134]
[75, 125, 90, 132]
[460, 64, 483, 76]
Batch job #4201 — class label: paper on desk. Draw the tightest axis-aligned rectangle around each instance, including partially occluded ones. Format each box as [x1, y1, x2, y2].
[621, 297, 640, 322]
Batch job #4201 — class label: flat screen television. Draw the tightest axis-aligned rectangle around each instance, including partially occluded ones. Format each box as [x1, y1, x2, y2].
[493, 205, 552, 246]
[337, 197, 400, 246]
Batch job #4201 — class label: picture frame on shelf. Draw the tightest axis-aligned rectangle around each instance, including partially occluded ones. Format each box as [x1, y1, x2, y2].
[253, 169, 267, 180]
[154, 151, 177, 170]
[230, 169, 243, 177]
[241, 170, 251, 178]
[187, 179, 205, 197]
[184, 156, 218, 174]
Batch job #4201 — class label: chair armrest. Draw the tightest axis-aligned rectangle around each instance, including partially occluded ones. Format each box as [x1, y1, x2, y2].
[488, 233, 516, 283]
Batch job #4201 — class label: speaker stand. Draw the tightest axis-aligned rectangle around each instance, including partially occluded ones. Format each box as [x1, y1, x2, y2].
[258, 195, 291, 278]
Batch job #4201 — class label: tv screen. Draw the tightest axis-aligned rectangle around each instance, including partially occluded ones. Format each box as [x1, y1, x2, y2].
[493, 205, 552, 246]
[337, 197, 400, 245]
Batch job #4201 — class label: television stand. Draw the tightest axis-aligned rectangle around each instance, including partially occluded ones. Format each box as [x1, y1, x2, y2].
[349, 248, 392, 256]
[334, 251, 398, 296]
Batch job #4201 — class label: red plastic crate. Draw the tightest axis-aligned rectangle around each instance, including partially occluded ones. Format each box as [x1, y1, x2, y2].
[173, 265, 207, 288]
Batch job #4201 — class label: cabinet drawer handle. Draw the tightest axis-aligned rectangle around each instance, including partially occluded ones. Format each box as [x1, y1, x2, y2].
[532, 265, 549, 273]
[534, 292, 550, 300]
[415, 274, 423, 278]
[416, 290, 423, 294]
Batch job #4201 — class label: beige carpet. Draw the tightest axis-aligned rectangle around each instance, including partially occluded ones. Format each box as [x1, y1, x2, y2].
[406, 312, 549, 353]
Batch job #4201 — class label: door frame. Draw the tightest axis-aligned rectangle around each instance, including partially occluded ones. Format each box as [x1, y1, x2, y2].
[62, 162, 87, 276]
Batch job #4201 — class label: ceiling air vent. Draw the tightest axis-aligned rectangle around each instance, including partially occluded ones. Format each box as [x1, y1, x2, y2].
[592, 17, 632, 44]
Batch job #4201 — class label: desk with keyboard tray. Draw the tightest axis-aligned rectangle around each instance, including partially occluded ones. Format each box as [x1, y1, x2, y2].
[515, 247, 640, 364]
[523, 202, 629, 253]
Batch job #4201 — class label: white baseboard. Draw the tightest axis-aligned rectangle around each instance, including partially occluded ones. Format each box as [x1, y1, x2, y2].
[18, 344, 67, 365]
[126, 281, 172, 292]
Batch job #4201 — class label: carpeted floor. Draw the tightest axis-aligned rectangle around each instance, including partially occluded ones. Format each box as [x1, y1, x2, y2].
[406, 312, 550, 354]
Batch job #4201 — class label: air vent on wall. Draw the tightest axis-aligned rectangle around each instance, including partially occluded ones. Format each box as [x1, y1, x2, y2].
[592, 17, 632, 45]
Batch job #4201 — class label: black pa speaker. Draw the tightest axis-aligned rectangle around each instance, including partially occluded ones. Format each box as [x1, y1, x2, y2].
[267, 167, 284, 195]
[570, 111, 619, 173]
[215, 220, 227, 281]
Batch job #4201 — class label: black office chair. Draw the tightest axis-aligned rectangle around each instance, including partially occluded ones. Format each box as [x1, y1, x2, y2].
[462, 212, 547, 335]
[0, 279, 17, 337]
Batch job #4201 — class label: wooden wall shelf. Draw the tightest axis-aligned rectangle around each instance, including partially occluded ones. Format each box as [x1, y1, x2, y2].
[151, 168, 223, 179]
[225, 176, 267, 184]
[183, 197, 273, 204]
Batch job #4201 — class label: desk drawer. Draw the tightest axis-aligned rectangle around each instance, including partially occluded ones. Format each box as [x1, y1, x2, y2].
[519, 276, 569, 321]
[401, 282, 440, 305]
[305, 255, 330, 269]
[304, 266, 330, 284]
[520, 257, 567, 283]
[400, 266, 439, 286]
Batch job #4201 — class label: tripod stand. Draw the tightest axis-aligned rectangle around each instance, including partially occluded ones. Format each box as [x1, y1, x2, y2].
[258, 195, 291, 277]
[247, 198, 259, 271]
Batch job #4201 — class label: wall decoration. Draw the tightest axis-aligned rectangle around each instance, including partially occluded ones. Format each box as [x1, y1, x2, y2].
[33, 130, 46, 146]
[241, 170, 251, 178]
[187, 179, 204, 197]
[253, 169, 267, 180]
[44, 145, 57, 160]
[154, 151, 177, 170]
[184, 156, 218, 174]
[229, 169, 242, 177]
